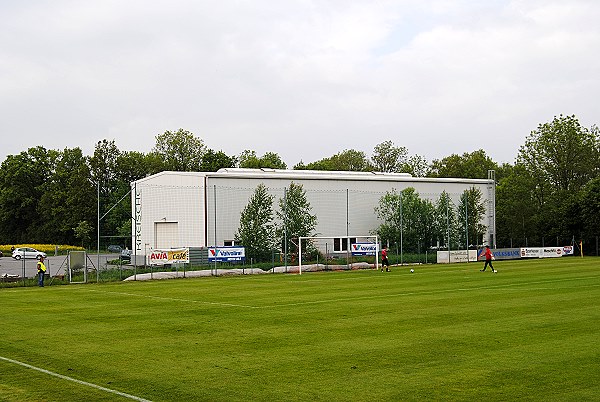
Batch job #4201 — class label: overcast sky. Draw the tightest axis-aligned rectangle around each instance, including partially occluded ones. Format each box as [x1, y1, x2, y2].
[1, 0, 598, 167]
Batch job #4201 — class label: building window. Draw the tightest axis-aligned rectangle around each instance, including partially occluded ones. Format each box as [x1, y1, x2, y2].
[333, 237, 356, 252]
[224, 240, 235, 247]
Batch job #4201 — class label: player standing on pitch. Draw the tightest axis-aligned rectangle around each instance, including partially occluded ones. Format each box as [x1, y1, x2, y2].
[381, 247, 390, 272]
[479, 245, 496, 273]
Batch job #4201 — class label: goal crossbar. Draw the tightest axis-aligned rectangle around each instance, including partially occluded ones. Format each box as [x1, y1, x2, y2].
[298, 235, 379, 275]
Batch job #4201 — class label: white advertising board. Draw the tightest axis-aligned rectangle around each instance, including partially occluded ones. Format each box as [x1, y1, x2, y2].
[351, 243, 378, 256]
[520, 247, 563, 258]
[437, 250, 478, 264]
[208, 246, 245, 262]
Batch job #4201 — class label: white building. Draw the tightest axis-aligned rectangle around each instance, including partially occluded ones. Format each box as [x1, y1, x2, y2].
[131, 168, 496, 255]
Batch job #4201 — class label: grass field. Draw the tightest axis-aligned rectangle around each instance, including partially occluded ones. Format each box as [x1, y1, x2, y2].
[1, 257, 599, 401]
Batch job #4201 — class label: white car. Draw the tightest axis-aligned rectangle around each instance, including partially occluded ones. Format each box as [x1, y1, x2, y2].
[12, 247, 47, 260]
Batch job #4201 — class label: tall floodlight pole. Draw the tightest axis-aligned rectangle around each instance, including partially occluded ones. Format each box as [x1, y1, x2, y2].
[346, 189, 350, 269]
[465, 193, 469, 262]
[97, 180, 100, 282]
[284, 187, 288, 273]
[214, 185, 217, 276]
[446, 196, 450, 264]
[400, 192, 403, 265]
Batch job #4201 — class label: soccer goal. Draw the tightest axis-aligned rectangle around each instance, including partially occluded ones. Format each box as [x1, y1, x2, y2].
[298, 235, 379, 275]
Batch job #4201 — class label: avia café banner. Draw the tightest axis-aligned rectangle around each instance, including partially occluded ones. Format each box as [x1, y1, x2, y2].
[351, 243, 378, 256]
[208, 246, 245, 262]
[148, 248, 189, 265]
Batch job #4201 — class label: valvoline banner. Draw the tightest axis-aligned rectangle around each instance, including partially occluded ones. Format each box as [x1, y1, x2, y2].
[351, 243, 378, 256]
[208, 246, 246, 262]
[148, 248, 189, 265]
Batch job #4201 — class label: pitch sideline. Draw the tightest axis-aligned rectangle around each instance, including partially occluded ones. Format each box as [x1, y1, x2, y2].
[0, 356, 151, 402]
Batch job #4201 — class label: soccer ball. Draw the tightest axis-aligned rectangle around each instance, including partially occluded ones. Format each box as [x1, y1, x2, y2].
[410, 269, 414, 273]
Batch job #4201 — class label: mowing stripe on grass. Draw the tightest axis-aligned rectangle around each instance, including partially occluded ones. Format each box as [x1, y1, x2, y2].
[85, 289, 260, 309]
[0, 356, 151, 402]
[77, 274, 599, 309]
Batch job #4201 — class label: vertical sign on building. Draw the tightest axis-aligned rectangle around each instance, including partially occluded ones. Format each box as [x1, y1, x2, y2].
[135, 187, 142, 252]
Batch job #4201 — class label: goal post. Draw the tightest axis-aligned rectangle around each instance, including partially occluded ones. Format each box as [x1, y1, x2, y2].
[298, 235, 379, 275]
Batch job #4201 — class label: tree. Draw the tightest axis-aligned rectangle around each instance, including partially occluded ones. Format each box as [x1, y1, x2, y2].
[239, 150, 286, 169]
[516, 115, 600, 242]
[404, 154, 430, 177]
[235, 184, 276, 262]
[276, 182, 317, 258]
[495, 163, 539, 247]
[457, 187, 487, 247]
[38, 147, 96, 245]
[432, 191, 461, 250]
[374, 187, 435, 253]
[297, 149, 372, 172]
[0, 147, 57, 243]
[90, 140, 130, 245]
[518, 115, 600, 193]
[153, 129, 206, 171]
[74, 220, 93, 248]
[89, 139, 120, 188]
[429, 149, 498, 179]
[578, 177, 600, 238]
[371, 141, 408, 172]
[200, 149, 237, 172]
[117, 151, 165, 183]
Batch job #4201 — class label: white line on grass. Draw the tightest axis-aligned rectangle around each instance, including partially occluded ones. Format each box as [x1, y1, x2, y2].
[0, 355, 151, 402]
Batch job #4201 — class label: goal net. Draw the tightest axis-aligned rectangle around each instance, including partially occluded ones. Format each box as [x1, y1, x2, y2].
[298, 235, 379, 274]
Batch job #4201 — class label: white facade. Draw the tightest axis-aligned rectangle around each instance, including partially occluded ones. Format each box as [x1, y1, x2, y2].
[131, 168, 496, 254]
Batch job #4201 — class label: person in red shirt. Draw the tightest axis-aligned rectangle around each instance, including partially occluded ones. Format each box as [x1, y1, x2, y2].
[479, 245, 496, 273]
[381, 247, 390, 272]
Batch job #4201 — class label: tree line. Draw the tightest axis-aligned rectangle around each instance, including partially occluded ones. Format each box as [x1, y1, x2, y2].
[0, 115, 599, 253]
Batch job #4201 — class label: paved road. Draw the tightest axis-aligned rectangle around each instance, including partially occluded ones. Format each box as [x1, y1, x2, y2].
[0, 254, 126, 279]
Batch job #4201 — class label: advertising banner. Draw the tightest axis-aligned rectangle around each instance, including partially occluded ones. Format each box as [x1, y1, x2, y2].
[541, 247, 563, 258]
[520, 247, 563, 258]
[148, 248, 189, 265]
[477, 248, 521, 261]
[520, 248, 542, 258]
[437, 250, 478, 264]
[351, 243, 378, 256]
[208, 246, 246, 262]
[562, 246, 574, 256]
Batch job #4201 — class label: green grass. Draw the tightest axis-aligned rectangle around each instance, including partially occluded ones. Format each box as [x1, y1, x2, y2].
[1, 257, 599, 401]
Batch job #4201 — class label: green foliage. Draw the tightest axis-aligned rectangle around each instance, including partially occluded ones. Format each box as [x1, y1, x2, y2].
[153, 128, 206, 171]
[577, 177, 600, 238]
[0, 147, 58, 243]
[457, 187, 487, 247]
[239, 150, 287, 169]
[73, 220, 93, 248]
[518, 115, 599, 192]
[429, 149, 498, 179]
[277, 182, 317, 256]
[297, 149, 372, 171]
[200, 149, 237, 171]
[235, 184, 276, 262]
[374, 187, 435, 253]
[432, 191, 461, 249]
[38, 147, 96, 245]
[495, 115, 600, 245]
[371, 140, 408, 172]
